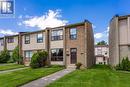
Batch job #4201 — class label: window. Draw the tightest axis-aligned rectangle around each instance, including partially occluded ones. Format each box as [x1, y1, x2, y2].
[24, 51, 33, 59]
[51, 29, 63, 41]
[25, 35, 30, 44]
[70, 28, 77, 40]
[8, 37, 14, 43]
[51, 48, 63, 61]
[99, 62, 102, 64]
[37, 33, 43, 43]
[0, 39, 4, 46]
[97, 48, 102, 55]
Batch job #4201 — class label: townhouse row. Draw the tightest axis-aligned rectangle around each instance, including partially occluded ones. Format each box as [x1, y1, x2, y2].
[0, 20, 95, 68]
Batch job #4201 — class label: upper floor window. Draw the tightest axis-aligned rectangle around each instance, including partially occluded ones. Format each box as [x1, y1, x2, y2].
[0, 39, 4, 46]
[25, 35, 30, 44]
[37, 33, 43, 43]
[70, 28, 77, 40]
[8, 37, 14, 43]
[97, 48, 102, 55]
[51, 29, 63, 41]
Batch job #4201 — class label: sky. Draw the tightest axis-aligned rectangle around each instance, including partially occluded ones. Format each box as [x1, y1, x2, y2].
[0, 0, 130, 44]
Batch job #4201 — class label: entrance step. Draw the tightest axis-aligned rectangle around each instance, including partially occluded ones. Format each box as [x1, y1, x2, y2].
[67, 65, 76, 69]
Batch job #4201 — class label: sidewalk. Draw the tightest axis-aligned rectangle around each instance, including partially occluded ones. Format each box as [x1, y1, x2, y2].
[21, 69, 75, 87]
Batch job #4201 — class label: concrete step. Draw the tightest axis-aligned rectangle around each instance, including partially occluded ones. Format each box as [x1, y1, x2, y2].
[67, 65, 76, 69]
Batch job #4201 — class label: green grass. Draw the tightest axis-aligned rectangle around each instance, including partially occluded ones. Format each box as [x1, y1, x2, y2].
[47, 65, 130, 87]
[0, 63, 25, 71]
[0, 65, 64, 87]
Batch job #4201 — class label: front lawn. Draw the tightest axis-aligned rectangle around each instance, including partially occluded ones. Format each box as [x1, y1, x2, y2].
[0, 65, 64, 87]
[47, 65, 130, 87]
[0, 63, 25, 71]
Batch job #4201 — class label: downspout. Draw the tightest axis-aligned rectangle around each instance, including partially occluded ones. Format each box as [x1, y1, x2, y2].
[46, 29, 50, 65]
[63, 27, 66, 67]
[84, 20, 87, 67]
[116, 17, 120, 65]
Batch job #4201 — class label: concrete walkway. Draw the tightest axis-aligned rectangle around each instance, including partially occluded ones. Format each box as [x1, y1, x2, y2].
[21, 69, 75, 87]
[0, 67, 28, 74]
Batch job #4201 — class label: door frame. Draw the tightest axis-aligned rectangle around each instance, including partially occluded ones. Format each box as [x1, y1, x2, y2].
[70, 48, 77, 64]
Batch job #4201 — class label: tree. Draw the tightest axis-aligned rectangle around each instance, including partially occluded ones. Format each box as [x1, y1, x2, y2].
[97, 40, 107, 45]
[30, 51, 48, 68]
[12, 46, 23, 64]
[0, 49, 10, 63]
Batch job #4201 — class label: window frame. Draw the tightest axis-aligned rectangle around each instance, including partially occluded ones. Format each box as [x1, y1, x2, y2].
[7, 37, 14, 43]
[70, 28, 77, 40]
[37, 33, 43, 43]
[97, 48, 102, 55]
[51, 29, 63, 41]
[24, 51, 33, 59]
[25, 35, 30, 44]
[51, 48, 63, 61]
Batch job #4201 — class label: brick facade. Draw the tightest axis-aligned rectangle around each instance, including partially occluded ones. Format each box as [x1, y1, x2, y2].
[0, 21, 95, 68]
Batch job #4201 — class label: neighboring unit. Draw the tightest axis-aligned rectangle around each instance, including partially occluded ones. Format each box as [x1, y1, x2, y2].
[0, 37, 4, 52]
[95, 45, 109, 65]
[0, 20, 95, 68]
[109, 15, 130, 66]
[6, 35, 19, 55]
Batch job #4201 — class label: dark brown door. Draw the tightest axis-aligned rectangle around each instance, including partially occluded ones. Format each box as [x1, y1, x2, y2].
[70, 48, 77, 64]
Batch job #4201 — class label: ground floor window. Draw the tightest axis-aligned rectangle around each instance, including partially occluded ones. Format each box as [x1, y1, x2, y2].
[51, 48, 63, 61]
[24, 51, 33, 59]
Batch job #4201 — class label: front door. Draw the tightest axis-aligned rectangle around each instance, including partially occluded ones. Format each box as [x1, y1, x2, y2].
[70, 48, 77, 64]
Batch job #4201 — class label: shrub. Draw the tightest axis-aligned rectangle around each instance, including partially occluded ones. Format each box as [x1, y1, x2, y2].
[30, 51, 48, 68]
[0, 49, 10, 63]
[30, 53, 39, 68]
[75, 62, 82, 69]
[12, 46, 23, 64]
[115, 56, 130, 71]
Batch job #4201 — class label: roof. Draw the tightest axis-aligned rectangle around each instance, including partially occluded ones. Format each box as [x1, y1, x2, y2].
[110, 14, 130, 22]
[0, 37, 4, 39]
[95, 45, 109, 47]
[0, 20, 91, 37]
[21, 29, 46, 36]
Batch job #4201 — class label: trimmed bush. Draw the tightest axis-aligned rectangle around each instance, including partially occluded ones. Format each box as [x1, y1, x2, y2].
[75, 62, 82, 69]
[115, 56, 130, 71]
[30, 51, 48, 68]
[0, 49, 10, 63]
